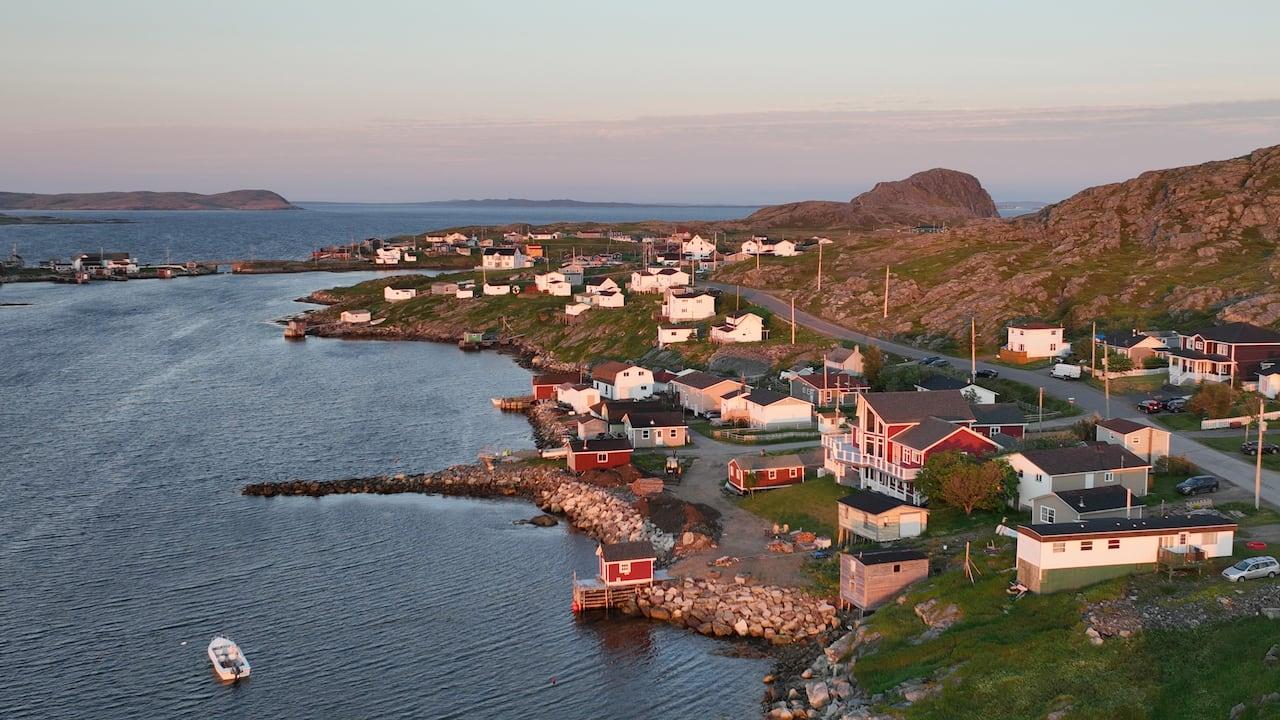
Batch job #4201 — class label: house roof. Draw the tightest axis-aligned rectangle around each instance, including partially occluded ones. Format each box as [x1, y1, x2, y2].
[849, 549, 929, 566]
[569, 437, 634, 453]
[599, 541, 655, 562]
[794, 372, 868, 390]
[1097, 418, 1158, 435]
[893, 416, 971, 451]
[1049, 486, 1135, 514]
[672, 371, 738, 390]
[597, 399, 666, 419]
[1019, 443, 1150, 475]
[743, 389, 796, 407]
[533, 371, 580, 387]
[1186, 322, 1280, 344]
[624, 411, 686, 429]
[915, 375, 970, 392]
[970, 403, 1026, 426]
[1019, 514, 1236, 538]
[826, 346, 858, 363]
[668, 288, 714, 299]
[1101, 331, 1164, 349]
[1166, 347, 1232, 362]
[653, 369, 679, 383]
[591, 360, 636, 383]
[732, 453, 804, 471]
[862, 390, 975, 424]
[1008, 321, 1061, 330]
[483, 247, 517, 255]
[1260, 366, 1280, 377]
[838, 491, 921, 515]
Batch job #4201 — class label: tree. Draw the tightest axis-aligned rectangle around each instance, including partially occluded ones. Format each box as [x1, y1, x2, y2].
[863, 345, 884, 388]
[880, 363, 922, 392]
[1188, 382, 1234, 419]
[915, 452, 1017, 515]
[1105, 351, 1133, 372]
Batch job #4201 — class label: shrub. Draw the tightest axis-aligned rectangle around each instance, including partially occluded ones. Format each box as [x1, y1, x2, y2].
[1142, 355, 1169, 369]
[1068, 415, 1100, 441]
[1187, 382, 1235, 418]
[880, 363, 922, 391]
[863, 345, 884, 388]
[1154, 455, 1198, 476]
[1105, 352, 1133, 372]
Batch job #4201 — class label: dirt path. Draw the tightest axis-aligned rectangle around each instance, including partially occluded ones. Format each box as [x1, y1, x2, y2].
[663, 434, 818, 587]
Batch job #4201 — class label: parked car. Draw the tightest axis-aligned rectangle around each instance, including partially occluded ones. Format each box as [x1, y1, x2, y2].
[1050, 363, 1082, 380]
[1241, 440, 1280, 455]
[1137, 399, 1164, 414]
[1165, 397, 1187, 413]
[919, 356, 941, 366]
[1222, 556, 1280, 582]
[975, 368, 999, 379]
[1176, 475, 1220, 495]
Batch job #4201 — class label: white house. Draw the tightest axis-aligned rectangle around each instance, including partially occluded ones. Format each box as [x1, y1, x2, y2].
[1095, 418, 1171, 464]
[1260, 366, 1280, 399]
[564, 302, 591, 318]
[720, 389, 813, 430]
[653, 252, 683, 267]
[483, 283, 512, 296]
[578, 289, 624, 308]
[772, 239, 798, 256]
[383, 286, 417, 302]
[535, 271, 566, 292]
[583, 277, 620, 295]
[670, 371, 747, 415]
[662, 288, 716, 321]
[1006, 444, 1151, 513]
[680, 234, 716, 260]
[824, 346, 864, 375]
[529, 230, 563, 241]
[591, 361, 654, 400]
[72, 252, 138, 275]
[1000, 321, 1070, 362]
[556, 383, 602, 415]
[741, 238, 773, 255]
[340, 309, 371, 323]
[455, 286, 475, 299]
[710, 312, 766, 343]
[1015, 515, 1236, 593]
[913, 375, 998, 404]
[630, 267, 690, 293]
[374, 247, 402, 265]
[560, 263, 585, 286]
[444, 232, 469, 243]
[481, 247, 528, 270]
[658, 325, 698, 348]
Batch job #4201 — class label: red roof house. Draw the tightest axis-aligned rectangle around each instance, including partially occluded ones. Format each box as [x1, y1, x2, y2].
[726, 453, 806, 494]
[567, 437, 634, 472]
[532, 371, 581, 400]
[596, 541, 656, 587]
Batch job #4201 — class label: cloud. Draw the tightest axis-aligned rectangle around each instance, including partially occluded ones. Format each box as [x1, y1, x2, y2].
[2, 100, 1278, 203]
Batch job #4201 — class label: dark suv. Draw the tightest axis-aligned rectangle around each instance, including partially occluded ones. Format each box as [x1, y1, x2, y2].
[1241, 440, 1280, 455]
[1176, 475, 1220, 495]
[1137, 399, 1164, 414]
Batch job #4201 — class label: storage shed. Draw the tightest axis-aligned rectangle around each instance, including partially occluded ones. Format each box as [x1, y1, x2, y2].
[839, 549, 929, 611]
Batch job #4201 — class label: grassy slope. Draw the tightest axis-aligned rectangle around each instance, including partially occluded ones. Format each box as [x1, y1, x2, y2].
[736, 475, 846, 537]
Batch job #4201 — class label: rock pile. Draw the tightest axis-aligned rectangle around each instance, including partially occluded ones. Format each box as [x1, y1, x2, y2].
[762, 625, 890, 719]
[242, 462, 675, 560]
[618, 576, 839, 646]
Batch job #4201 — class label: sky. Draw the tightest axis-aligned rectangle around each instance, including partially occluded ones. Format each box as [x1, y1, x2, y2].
[2, 1, 1279, 203]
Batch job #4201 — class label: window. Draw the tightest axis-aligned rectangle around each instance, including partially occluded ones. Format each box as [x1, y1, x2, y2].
[1052, 542, 1066, 553]
[1080, 540, 1093, 551]
[1049, 344, 1057, 352]
[1035, 473, 1043, 483]
[597, 453, 608, 463]
[641, 430, 650, 439]
[1039, 506, 1056, 524]
[669, 429, 678, 437]
[1202, 532, 1218, 545]
[1104, 472, 1115, 483]
[767, 470, 777, 480]
[892, 564, 902, 573]
[618, 561, 631, 574]
[1107, 539, 1121, 550]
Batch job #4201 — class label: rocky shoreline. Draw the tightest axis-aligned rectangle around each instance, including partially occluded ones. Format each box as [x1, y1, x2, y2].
[621, 576, 839, 645]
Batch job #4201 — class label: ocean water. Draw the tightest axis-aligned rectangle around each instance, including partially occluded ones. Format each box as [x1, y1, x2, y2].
[1, 202, 771, 720]
[0, 202, 755, 266]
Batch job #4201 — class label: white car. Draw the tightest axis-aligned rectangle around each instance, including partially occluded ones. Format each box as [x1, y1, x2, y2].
[1222, 556, 1279, 582]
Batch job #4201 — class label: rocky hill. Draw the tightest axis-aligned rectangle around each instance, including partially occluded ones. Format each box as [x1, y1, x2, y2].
[745, 168, 998, 228]
[0, 189, 295, 211]
[716, 145, 1280, 346]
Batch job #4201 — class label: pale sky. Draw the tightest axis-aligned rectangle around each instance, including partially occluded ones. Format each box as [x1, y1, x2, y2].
[2, 1, 1279, 203]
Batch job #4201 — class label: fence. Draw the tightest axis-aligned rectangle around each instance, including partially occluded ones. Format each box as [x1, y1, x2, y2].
[1200, 409, 1280, 430]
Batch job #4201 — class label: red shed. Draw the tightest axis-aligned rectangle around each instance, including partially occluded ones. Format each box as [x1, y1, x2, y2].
[567, 437, 634, 472]
[726, 453, 806, 494]
[597, 541, 656, 587]
[532, 371, 580, 400]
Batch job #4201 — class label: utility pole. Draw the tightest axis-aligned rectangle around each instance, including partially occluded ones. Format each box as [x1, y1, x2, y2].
[1103, 351, 1111, 418]
[1256, 396, 1267, 510]
[1091, 321, 1097, 377]
[1038, 386, 1044, 433]
[882, 266, 890, 319]
[816, 240, 823, 292]
[970, 316, 977, 383]
[735, 285, 740, 312]
[790, 297, 796, 345]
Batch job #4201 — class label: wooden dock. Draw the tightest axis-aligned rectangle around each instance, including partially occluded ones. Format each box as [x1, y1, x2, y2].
[571, 571, 671, 612]
[491, 395, 535, 412]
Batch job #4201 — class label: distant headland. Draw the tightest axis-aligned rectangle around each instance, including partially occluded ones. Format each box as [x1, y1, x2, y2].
[301, 198, 759, 208]
[0, 189, 296, 211]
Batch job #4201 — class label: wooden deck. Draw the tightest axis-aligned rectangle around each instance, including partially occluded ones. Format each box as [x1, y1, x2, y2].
[572, 571, 671, 612]
[492, 395, 536, 411]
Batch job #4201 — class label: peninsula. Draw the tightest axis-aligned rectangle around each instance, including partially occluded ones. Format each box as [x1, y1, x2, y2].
[0, 189, 296, 211]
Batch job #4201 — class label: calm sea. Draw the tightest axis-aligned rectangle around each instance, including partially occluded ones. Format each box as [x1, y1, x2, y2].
[0, 202, 755, 265]
[0, 203, 769, 719]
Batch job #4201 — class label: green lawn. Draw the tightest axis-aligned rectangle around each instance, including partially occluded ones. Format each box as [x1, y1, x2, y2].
[1216, 501, 1280, 528]
[736, 475, 845, 537]
[925, 505, 1029, 538]
[975, 376, 1082, 417]
[1197, 433, 1280, 472]
[1145, 472, 1195, 506]
[1153, 413, 1205, 431]
[1085, 373, 1168, 395]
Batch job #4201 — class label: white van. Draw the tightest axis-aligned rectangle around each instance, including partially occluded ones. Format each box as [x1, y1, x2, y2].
[1051, 363, 1082, 380]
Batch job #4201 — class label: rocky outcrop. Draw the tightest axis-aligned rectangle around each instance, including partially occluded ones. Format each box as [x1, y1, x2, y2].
[745, 168, 998, 229]
[620, 576, 839, 645]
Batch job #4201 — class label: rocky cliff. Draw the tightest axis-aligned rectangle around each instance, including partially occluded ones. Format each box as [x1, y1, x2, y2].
[718, 144, 1280, 344]
[0, 189, 295, 211]
[745, 168, 999, 229]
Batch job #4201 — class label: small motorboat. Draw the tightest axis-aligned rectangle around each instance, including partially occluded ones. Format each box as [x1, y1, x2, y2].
[207, 636, 251, 682]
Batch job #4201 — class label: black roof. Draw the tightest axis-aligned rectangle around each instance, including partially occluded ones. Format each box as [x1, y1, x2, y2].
[1186, 322, 1280, 345]
[1021, 514, 1236, 537]
[1097, 418, 1156, 435]
[1050, 486, 1134, 514]
[1166, 347, 1231, 362]
[1019, 443, 1149, 475]
[838, 491, 920, 515]
[483, 247, 517, 255]
[970, 403, 1026, 426]
[862, 390, 975, 423]
[916, 375, 969, 391]
[569, 437, 633, 453]
[599, 541, 655, 561]
[744, 388, 792, 406]
[623, 411, 686, 428]
[848, 549, 928, 566]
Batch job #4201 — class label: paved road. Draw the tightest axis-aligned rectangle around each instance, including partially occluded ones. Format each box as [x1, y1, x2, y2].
[710, 282, 1280, 506]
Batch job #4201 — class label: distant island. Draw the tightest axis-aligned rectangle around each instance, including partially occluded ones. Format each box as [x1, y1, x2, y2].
[0, 212, 132, 225]
[302, 198, 759, 208]
[0, 189, 295, 211]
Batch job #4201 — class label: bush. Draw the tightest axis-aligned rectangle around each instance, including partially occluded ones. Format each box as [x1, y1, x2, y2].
[1142, 355, 1169, 369]
[1187, 382, 1236, 418]
[1068, 415, 1100, 441]
[1105, 351, 1133, 372]
[1154, 455, 1198, 476]
[915, 451, 1018, 515]
[880, 363, 922, 391]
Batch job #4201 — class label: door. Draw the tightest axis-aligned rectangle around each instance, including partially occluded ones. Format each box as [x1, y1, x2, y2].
[899, 512, 921, 538]
[1084, 473, 1095, 489]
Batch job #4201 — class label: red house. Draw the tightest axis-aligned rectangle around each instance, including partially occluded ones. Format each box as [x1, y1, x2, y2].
[596, 541, 656, 586]
[726, 454, 806, 494]
[567, 437, 634, 472]
[1168, 322, 1280, 386]
[823, 390, 1001, 504]
[532, 371, 580, 400]
[969, 403, 1027, 441]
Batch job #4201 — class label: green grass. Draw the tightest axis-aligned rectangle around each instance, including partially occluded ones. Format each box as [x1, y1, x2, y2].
[1085, 372, 1168, 395]
[975, 376, 1082, 417]
[1153, 413, 1205, 432]
[1145, 617, 1280, 719]
[736, 475, 846, 537]
[1216, 501, 1280, 528]
[1198, 434, 1280, 472]
[925, 506, 1028, 538]
[1145, 472, 1195, 506]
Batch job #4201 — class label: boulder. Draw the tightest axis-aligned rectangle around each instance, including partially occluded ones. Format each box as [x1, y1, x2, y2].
[805, 680, 830, 709]
[527, 514, 559, 527]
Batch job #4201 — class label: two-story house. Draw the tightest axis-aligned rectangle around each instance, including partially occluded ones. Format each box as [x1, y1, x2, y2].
[999, 321, 1070, 363]
[824, 345, 864, 375]
[1005, 443, 1151, 516]
[590, 361, 654, 400]
[1166, 322, 1280, 386]
[680, 234, 716, 260]
[669, 371, 746, 416]
[661, 288, 716, 322]
[710, 312, 766, 343]
[822, 390, 1000, 504]
[789, 372, 868, 407]
[481, 247, 528, 270]
[630, 267, 690, 293]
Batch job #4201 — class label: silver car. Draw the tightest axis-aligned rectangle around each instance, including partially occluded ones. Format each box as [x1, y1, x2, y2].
[1222, 556, 1280, 582]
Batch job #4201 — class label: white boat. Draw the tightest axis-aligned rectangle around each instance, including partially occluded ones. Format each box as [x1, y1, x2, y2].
[207, 636, 251, 682]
